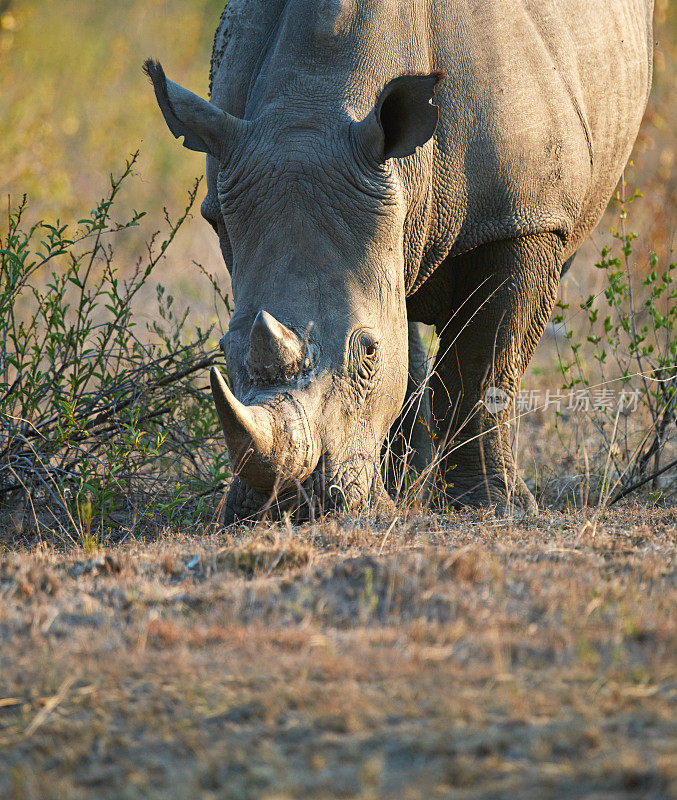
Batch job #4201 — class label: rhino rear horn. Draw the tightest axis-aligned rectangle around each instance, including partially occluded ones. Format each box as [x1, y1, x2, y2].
[143, 59, 249, 159]
[247, 310, 305, 383]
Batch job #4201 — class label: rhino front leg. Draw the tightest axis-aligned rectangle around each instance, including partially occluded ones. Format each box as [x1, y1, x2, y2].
[431, 233, 563, 514]
[384, 321, 434, 494]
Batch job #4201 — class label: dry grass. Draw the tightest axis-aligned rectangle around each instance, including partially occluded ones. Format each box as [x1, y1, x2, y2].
[1, 506, 675, 799]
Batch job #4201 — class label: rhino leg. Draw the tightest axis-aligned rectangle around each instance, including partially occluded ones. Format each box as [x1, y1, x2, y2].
[430, 233, 563, 515]
[383, 321, 434, 495]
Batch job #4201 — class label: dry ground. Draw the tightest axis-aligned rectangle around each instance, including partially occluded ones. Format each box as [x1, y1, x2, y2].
[1, 506, 675, 799]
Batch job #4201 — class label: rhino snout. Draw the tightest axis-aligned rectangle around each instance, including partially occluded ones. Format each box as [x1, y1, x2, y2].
[210, 366, 319, 493]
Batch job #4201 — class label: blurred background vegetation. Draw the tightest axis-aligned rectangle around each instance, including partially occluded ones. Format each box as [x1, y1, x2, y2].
[0, 0, 227, 314]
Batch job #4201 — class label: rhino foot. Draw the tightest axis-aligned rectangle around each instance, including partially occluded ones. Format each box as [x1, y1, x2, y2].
[442, 472, 537, 518]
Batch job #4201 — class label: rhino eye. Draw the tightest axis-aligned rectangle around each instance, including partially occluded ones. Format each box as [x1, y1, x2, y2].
[349, 330, 379, 410]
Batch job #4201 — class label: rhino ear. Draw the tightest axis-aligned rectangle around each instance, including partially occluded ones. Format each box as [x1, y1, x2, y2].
[143, 59, 248, 159]
[355, 72, 445, 162]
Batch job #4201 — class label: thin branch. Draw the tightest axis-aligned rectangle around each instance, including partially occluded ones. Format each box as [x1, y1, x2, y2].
[608, 457, 677, 505]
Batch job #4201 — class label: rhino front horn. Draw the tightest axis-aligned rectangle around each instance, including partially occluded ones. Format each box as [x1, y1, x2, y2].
[210, 366, 317, 492]
[247, 310, 305, 383]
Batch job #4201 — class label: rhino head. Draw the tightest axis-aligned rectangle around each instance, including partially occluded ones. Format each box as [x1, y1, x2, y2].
[145, 60, 441, 521]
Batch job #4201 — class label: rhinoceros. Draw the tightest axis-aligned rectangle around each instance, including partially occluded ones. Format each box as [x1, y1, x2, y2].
[145, 0, 653, 521]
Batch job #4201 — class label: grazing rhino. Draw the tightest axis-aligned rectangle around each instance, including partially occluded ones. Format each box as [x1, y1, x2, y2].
[145, 0, 653, 521]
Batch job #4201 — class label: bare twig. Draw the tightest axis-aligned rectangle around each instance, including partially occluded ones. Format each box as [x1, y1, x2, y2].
[608, 457, 677, 506]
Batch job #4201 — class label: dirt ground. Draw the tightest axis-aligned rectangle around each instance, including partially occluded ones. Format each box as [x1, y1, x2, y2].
[0, 506, 675, 799]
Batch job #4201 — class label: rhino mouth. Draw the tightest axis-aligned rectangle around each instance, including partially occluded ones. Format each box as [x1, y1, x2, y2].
[222, 456, 380, 524]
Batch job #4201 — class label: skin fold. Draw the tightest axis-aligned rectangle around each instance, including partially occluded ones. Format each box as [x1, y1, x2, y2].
[147, 0, 654, 520]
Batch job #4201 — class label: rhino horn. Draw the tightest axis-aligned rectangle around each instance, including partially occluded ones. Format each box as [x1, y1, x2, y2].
[210, 366, 317, 492]
[247, 310, 305, 382]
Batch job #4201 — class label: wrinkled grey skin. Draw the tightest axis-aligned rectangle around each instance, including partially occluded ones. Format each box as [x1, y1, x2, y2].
[146, 0, 653, 521]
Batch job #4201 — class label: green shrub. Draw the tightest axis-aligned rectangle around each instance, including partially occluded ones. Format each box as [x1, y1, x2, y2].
[0, 154, 230, 545]
[554, 174, 676, 505]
